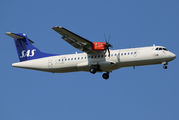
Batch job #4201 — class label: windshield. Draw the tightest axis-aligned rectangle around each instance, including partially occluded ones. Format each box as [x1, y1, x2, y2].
[155, 47, 168, 51]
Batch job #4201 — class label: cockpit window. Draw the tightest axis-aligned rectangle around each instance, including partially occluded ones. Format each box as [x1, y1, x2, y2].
[163, 48, 168, 51]
[155, 47, 168, 51]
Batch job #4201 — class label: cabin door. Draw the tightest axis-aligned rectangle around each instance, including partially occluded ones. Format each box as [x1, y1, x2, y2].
[48, 60, 53, 68]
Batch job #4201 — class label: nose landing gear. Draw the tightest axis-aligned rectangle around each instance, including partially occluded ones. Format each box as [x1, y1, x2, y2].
[162, 62, 168, 69]
[163, 65, 167, 69]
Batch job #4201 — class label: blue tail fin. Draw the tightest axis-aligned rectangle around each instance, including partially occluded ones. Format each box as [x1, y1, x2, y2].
[5, 32, 57, 62]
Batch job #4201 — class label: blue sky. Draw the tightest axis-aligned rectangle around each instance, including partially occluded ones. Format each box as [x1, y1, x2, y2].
[1, 0, 179, 120]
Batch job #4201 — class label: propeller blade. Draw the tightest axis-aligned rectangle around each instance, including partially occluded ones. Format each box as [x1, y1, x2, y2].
[110, 44, 113, 48]
[108, 35, 111, 43]
[104, 33, 107, 43]
[107, 48, 110, 57]
[104, 47, 107, 54]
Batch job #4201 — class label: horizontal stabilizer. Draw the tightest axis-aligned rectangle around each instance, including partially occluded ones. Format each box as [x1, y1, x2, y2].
[5, 32, 34, 44]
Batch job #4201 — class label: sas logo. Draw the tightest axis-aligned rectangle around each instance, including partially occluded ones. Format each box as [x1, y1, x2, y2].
[20, 49, 36, 58]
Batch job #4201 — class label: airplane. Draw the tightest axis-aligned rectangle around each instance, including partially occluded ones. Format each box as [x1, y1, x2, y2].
[5, 26, 176, 80]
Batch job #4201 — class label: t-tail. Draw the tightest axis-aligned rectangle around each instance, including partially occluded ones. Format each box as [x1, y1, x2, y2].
[5, 32, 56, 62]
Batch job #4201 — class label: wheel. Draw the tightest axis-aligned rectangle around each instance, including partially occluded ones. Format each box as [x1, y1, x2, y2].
[89, 67, 96, 74]
[102, 73, 109, 80]
[163, 65, 167, 69]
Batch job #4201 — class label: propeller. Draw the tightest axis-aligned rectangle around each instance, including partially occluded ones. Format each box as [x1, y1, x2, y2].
[104, 34, 113, 56]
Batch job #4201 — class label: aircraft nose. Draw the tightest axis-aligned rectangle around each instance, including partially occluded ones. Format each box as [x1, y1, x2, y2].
[170, 52, 176, 60]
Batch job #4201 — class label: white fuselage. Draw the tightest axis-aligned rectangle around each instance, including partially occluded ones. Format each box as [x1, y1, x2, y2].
[12, 46, 176, 73]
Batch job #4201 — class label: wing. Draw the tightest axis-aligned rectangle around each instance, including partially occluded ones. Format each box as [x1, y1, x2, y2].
[52, 26, 95, 53]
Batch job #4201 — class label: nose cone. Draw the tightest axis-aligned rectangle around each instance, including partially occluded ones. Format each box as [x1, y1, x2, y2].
[170, 52, 176, 60]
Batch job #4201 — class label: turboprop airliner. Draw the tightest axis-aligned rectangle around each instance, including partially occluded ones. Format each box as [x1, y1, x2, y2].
[5, 26, 176, 79]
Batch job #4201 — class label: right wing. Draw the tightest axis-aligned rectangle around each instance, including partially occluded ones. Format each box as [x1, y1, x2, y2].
[52, 26, 96, 53]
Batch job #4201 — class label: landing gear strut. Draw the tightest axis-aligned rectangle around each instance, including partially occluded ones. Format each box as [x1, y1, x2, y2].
[102, 72, 109, 80]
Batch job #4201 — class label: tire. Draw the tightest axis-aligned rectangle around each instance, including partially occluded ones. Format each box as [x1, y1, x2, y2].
[102, 73, 109, 80]
[89, 67, 96, 74]
[163, 65, 167, 69]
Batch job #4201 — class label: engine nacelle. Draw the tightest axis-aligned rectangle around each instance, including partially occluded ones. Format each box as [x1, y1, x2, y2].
[91, 42, 106, 51]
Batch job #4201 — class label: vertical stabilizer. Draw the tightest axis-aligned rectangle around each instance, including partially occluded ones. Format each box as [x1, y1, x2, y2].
[5, 32, 56, 62]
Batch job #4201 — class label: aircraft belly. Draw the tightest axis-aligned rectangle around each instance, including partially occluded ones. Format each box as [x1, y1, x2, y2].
[52, 62, 79, 73]
[53, 66, 79, 73]
[76, 60, 119, 72]
[77, 62, 90, 71]
[99, 61, 118, 71]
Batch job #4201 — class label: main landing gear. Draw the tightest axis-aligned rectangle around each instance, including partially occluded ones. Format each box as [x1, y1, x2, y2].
[89, 67, 96, 74]
[89, 66, 110, 80]
[102, 72, 109, 80]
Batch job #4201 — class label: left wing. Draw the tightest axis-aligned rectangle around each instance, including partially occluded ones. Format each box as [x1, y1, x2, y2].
[52, 26, 96, 53]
